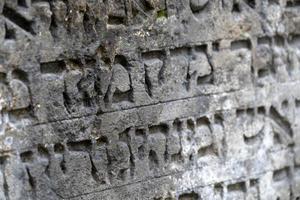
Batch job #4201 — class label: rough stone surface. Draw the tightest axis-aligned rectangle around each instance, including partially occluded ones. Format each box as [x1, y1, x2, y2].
[0, 0, 299, 199]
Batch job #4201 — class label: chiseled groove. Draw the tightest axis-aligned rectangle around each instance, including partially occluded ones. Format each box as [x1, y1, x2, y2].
[66, 146, 294, 199]
[28, 80, 300, 128]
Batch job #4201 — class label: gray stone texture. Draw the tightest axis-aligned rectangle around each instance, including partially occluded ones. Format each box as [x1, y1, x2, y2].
[0, 0, 299, 199]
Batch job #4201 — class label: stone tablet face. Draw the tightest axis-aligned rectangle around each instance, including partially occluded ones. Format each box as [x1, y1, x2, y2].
[0, 0, 299, 199]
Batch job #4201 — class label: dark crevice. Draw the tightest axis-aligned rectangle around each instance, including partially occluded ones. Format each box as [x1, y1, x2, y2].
[117, 168, 127, 181]
[195, 44, 207, 52]
[227, 182, 246, 192]
[144, 67, 153, 98]
[40, 61, 66, 74]
[244, 128, 264, 145]
[179, 191, 199, 200]
[258, 68, 269, 78]
[204, 51, 215, 84]
[37, 144, 50, 158]
[157, 60, 166, 85]
[171, 152, 183, 163]
[108, 16, 125, 25]
[54, 143, 65, 153]
[288, 34, 300, 47]
[170, 47, 190, 56]
[190, 0, 209, 13]
[138, 145, 146, 160]
[118, 129, 129, 144]
[140, 0, 154, 11]
[197, 74, 213, 85]
[67, 140, 92, 152]
[53, 143, 67, 173]
[4, 24, 16, 40]
[274, 35, 285, 47]
[270, 106, 293, 137]
[187, 119, 195, 132]
[273, 167, 290, 182]
[281, 100, 289, 110]
[268, 0, 280, 5]
[11, 69, 29, 83]
[60, 155, 67, 174]
[214, 183, 223, 198]
[83, 92, 94, 107]
[129, 146, 135, 179]
[0, 157, 9, 200]
[89, 155, 100, 182]
[18, 0, 28, 8]
[232, 2, 241, 12]
[245, 0, 256, 8]
[296, 99, 300, 108]
[63, 91, 72, 114]
[149, 124, 169, 134]
[273, 132, 281, 144]
[83, 13, 91, 33]
[104, 83, 112, 105]
[0, 72, 6, 83]
[186, 67, 191, 91]
[196, 116, 210, 126]
[286, 0, 300, 7]
[20, 151, 34, 163]
[198, 144, 217, 157]
[221, 0, 226, 9]
[114, 55, 129, 69]
[26, 167, 36, 190]
[135, 129, 146, 137]
[212, 41, 220, 51]
[142, 50, 164, 60]
[96, 136, 108, 146]
[250, 179, 258, 187]
[258, 106, 266, 114]
[148, 150, 159, 171]
[112, 89, 132, 103]
[3, 5, 35, 35]
[49, 4, 58, 40]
